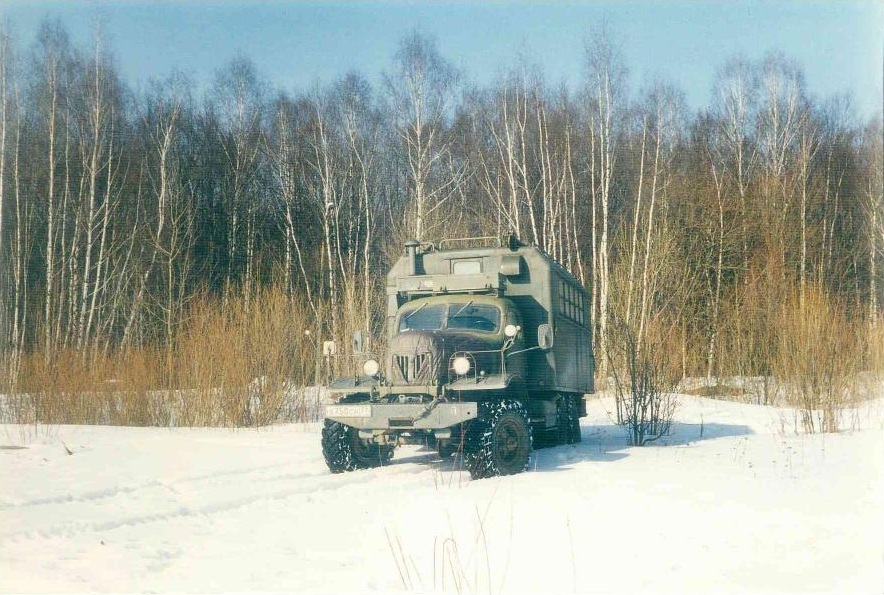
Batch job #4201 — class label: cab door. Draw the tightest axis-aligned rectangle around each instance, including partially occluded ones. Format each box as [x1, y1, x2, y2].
[505, 307, 527, 381]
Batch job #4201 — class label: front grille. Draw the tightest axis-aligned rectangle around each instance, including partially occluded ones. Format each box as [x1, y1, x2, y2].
[414, 353, 429, 377]
[394, 355, 408, 381]
[393, 352, 433, 383]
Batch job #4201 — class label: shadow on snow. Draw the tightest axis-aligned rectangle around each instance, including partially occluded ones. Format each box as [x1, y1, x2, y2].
[529, 420, 754, 473]
[385, 419, 754, 474]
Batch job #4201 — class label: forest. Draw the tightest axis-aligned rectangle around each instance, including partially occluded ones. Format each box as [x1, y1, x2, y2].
[0, 20, 881, 428]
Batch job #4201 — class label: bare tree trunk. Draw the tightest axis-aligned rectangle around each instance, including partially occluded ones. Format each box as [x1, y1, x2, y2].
[388, 33, 460, 243]
[342, 91, 377, 337]
[269, 103, 320, 319]
[706, 160, 726, 381]
[43, 58, 59, 355]
[596, 70, 614, 381]
[76, 44, 105, 350]
[0, 28, 7, 372]
[588, 108, 601, 391]
[872, 204, 878, 326]
[637, 119, 662, 357]
[11, 101, 27, 383]
[564, 125, 586, 285]
[309, 105, 340, 338]
[0, 28, 6, 265]
[626, 120, 647, 326]
[797, 125, 818, 308]
[85, 109, 117, 349]
[122, 95, 180, 347]
[865, 120, 883, 326]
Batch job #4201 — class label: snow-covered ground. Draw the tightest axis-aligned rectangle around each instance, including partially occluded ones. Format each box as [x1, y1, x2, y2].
[1, 394, 882, 594]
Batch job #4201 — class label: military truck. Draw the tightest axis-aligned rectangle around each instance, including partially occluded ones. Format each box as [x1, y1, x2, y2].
[321, 236, 594, 479]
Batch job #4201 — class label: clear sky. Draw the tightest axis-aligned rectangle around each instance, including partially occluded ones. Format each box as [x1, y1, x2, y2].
[2, 0, 883, 119]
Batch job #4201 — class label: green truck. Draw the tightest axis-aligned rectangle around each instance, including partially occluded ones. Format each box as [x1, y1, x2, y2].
[322, 236, 594, 479]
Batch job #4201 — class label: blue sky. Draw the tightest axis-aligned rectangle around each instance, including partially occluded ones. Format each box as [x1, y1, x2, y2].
[3, 0, 883, 119]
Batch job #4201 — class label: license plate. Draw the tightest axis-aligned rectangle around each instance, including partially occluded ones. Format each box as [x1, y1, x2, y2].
[326, 404, 372, 418]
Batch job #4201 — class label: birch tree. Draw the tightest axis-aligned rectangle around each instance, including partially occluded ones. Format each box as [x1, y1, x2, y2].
[755, 52, 806, 278]
[636, 81, 685, 354]
[712, 58, 758, 282]
[268, 95, 319, 307]
[861, 118, 883, 326]
[484, 64, 537, 242]
[385, 32, 462, 242]
[72, 31, 124, 350]
[338, 72, 382, 336]
[0, 24, 10, 373]
[211, 56, 266, 306]
[584, 28, 627, 377]
[122, 75, 194, 348]
[31, 21, 74, 353]
[0, 24, 8, 265]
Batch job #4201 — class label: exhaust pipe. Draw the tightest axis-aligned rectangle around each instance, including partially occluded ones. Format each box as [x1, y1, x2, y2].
[405, 240, 421, 276]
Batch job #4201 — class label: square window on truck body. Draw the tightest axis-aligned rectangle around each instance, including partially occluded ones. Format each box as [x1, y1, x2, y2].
[452, 259, 482, 275]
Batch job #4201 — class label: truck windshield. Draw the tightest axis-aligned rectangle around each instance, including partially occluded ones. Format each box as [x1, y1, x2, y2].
[399, 303, 446, 332]
[446, 303, 500, 332]
[398, 302, 501, 333]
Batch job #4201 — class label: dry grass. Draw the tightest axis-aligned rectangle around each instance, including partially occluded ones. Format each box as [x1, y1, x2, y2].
[680, 383, 747, 398]
[774, 287, 863, 433]
[717, 264, 785, 405]
[1, 286, 371, 427]
[867, 319, 884, 380]
[2, 274, 878, 429]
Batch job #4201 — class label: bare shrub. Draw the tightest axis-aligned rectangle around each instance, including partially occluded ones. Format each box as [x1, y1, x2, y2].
[775, 287, 859, 433]
[604, 220, 685, 444]
[605, 315, 678, 445]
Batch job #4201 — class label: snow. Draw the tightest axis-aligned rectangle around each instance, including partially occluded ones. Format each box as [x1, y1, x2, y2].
[1, 394, 882, 594]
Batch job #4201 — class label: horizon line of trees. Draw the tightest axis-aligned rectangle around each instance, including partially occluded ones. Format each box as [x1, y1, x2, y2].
[0, 18, 881, 392]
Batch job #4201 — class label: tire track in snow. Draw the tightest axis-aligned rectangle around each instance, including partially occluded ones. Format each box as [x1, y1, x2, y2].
[0, 460, 317, 509]
[0, 455, 436, 543]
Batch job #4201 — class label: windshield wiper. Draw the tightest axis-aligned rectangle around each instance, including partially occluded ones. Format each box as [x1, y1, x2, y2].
[403, 302, 428, 322]
[449, 300, 474, 320]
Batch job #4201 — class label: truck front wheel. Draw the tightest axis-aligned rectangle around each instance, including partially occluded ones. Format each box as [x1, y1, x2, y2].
[464, 400, 533, 479]
[321, 420, 394, 473]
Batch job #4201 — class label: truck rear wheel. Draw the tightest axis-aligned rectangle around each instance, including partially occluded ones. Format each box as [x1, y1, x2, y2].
[465, 400, 533, 479]
[557, 394, 582, 445]
[570, 396, 582, 443]
[321, 420, 394, 473]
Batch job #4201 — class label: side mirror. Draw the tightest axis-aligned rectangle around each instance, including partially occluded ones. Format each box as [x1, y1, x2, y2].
[537, 324, 554, 350]
[352, 330, 365, 355]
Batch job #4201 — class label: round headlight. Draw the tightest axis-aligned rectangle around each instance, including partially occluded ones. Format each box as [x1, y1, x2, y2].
[504, 324, 520, 338]
[362, 359, 380, 377]
[452, 356, 471, 376]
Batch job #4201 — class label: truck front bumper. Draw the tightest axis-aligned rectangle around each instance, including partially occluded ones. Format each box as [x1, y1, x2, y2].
[325, 402, 478, 430]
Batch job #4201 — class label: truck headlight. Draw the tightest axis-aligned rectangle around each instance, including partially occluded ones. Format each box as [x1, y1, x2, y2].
[362, 359, 380, 377]
[452, 356, 471, 376]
